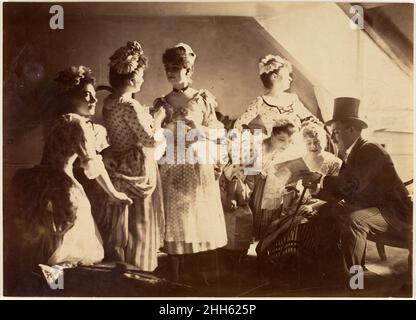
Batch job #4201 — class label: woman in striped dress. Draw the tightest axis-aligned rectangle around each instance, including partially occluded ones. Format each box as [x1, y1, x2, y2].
[249, 118, 298, 239]
[101, 41, 166, 272]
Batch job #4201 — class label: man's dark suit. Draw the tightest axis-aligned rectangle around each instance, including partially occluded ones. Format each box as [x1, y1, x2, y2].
[317, 137, 412, 267]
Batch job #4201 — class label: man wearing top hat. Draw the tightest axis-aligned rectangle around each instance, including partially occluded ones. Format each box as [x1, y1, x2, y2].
[300, 97, 412, 271]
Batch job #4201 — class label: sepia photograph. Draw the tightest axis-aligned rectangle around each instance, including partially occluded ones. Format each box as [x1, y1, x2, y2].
[1, 0, 414, 300]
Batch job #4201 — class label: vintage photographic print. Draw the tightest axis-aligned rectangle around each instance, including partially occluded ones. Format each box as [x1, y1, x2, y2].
[1, 0, 414, 300]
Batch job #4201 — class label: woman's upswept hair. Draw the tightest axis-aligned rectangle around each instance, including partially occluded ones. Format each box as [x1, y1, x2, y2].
[108, 41, 148, 89]
[54, 65, 96, 94]
[271, 117, 297, 137]
[301, 120, 327, 148]
[259, 55, 292, 89]
[51, 65, 96, 117]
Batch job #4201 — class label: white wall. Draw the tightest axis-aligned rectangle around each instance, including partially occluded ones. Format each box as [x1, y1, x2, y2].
[256, 2, 413, 182]
[371, 131, 413, 181]
[3, 9, 318, 188]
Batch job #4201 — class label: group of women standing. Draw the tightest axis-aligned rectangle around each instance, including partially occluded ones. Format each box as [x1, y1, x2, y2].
[10, 40, 342, 289]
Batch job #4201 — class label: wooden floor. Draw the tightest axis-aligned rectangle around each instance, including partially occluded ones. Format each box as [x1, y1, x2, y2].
[6, 241, 411, 298]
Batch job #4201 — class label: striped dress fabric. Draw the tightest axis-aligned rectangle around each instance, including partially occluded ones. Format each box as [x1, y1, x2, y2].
[101, 94, 165, 272]
[250, 175, 281, 240]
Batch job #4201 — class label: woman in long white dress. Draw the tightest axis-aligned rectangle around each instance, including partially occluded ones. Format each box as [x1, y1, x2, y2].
[11, 66, 131, 290]
[153, 43, 227, 283]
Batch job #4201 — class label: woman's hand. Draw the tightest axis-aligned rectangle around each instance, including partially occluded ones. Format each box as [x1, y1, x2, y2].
[283, 204, 314, 217]
[299, 171, 322, 189]
[109, 191, 133, 205]
[184, 117, 198, 129]
[154, 107, 166, 123]
[298, 204, 315, 217]
[226, 199, 238, 212]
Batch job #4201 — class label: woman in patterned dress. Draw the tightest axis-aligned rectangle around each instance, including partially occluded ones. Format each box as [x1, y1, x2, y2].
[101, 41, 166, 272]
[234, 54, 318, 139]
[248, 118, 298, 239]
[153, 43, 227, 282]
[234, 54, 320, 241]
[10, 66, 131, 291]
[301, 121, 342, 177]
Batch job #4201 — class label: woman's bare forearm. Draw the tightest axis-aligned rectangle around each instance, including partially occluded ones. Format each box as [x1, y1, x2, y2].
[95, 169, 118, 196]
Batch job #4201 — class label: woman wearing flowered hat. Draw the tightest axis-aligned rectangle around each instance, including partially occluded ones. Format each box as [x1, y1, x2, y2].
[153, 43, 227, 283]
[10, 66, 132, 287]
[234, 54, 318, 136]
[101, 41, 166, 272]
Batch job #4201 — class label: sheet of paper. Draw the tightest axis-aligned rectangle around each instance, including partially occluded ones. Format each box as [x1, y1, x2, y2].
[273, 157, 311, 185]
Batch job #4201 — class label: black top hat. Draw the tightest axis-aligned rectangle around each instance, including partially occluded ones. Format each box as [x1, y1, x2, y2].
[325, 97, 368, 129]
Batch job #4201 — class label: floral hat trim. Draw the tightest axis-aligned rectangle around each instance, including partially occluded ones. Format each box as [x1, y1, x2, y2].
[109, 41, 147, 75]
[55, 65, 95, 91]
[258, 54, 292, 75]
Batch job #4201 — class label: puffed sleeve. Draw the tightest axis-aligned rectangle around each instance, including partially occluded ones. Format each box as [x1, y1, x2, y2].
[200, 90, 224, 129]
[81, 154, 106, 180]
[291, 93, 319, 124]
[234, 97, 262, 130]
[121, 101, 156, 147]
[78, 119, 107, 180]
[92, 124, 110, 153]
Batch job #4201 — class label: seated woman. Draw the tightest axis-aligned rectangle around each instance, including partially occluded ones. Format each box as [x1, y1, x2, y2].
[11, 66, 132, 291]
[256, 121, 342, 285]
[249, 117, 298, 240]
[302, 121, 341, 178]
[280, 121, 342, 217]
